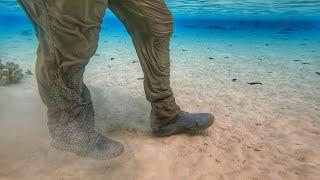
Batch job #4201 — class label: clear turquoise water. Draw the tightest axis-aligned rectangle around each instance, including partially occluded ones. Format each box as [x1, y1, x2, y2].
[0, 0, 319, 68]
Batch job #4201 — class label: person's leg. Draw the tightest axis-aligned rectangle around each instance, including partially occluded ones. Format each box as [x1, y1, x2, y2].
[108, 0, 181, 129]
[18, 0, 123, 159]
[109, 0, 215, 135]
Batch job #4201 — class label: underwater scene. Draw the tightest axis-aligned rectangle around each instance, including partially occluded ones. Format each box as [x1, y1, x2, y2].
[0, 0, 320, 179]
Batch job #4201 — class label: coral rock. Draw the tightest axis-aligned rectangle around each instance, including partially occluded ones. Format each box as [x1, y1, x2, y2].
[0, 61, 24, 86]
[0, 76, 9, 86]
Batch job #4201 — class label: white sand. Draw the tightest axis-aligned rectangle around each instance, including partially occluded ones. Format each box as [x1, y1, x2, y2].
[0, 22, 320, 179]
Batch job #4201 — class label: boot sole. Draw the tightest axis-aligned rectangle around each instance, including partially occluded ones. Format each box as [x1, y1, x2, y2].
[51, 142, 123, 160]
[51, 142, 91, 157]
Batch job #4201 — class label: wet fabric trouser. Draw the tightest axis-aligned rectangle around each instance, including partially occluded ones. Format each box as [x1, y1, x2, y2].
[18, 0, 181, 139]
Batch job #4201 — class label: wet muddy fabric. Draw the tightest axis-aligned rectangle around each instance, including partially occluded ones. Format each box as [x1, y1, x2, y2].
[18, 0, 181, 138]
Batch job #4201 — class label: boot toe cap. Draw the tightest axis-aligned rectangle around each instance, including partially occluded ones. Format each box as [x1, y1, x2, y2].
[92, 137, 124, 160]
[194, 113, 215, 127]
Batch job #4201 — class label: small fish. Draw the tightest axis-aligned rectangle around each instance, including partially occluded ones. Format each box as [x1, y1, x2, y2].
[25, 69, 33, 75]
[315, 72, 320, 76]
[278, 27, 295, 34]
[247, 82, 263, 85]
[184, 25, 197, 29]
[19, 29, 32, 36]
[206, 25, 227, 30]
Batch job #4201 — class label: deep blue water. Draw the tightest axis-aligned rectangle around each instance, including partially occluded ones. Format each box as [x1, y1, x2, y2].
[1, 0, 320, 18]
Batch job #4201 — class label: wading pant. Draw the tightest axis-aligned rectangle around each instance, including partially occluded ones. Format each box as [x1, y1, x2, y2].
[18, 0, 181, 139]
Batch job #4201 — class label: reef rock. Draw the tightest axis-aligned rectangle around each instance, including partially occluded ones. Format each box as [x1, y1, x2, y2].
[0, 60, 24, 86]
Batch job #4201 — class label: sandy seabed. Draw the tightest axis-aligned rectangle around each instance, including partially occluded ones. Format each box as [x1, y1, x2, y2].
[0, 23, 320, 180]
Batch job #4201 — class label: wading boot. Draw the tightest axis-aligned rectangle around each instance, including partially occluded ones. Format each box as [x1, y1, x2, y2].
[51, 131, 124, 160]
[152, 111, 215, 136]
